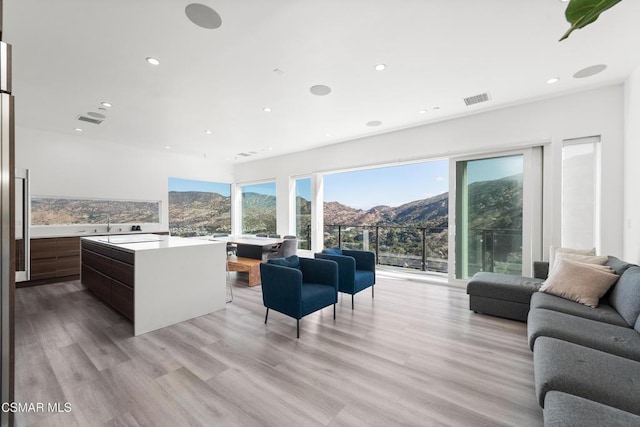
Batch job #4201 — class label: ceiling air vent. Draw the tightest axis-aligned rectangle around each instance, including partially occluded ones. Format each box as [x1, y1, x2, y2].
[76, 115, 103, 125]
[463, 92, 491, 106]
[235, 150, 260, 158]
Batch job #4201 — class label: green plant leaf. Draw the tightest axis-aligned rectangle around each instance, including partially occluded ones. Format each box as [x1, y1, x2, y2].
[560, 0, 622, 41]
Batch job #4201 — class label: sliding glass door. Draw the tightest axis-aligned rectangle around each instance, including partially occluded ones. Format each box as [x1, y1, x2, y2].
[451, 149, 542, 280]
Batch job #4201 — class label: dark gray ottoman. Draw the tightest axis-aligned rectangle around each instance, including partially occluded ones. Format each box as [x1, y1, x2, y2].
[466, 272, 543, 322]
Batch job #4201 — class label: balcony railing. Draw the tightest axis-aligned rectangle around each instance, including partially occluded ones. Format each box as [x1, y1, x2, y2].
[466, 228, 523, 276]
[323, 224, 522, 276]
[324, 225, 448, 273]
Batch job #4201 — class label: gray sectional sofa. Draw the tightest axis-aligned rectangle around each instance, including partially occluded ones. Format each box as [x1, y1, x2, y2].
[527, 256, 640, 426]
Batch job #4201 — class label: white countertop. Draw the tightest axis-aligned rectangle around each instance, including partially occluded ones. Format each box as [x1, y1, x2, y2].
[82, 234, 222, 252]
[32, 229, 169, 239]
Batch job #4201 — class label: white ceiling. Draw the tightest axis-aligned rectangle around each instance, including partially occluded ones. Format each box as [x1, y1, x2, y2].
[5, 0, 640, 162]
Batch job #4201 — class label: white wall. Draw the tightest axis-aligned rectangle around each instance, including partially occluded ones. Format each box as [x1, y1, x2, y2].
[624, 66, 640, 263]
[235, 85, 626, 259]
[16, 126, 233, 237]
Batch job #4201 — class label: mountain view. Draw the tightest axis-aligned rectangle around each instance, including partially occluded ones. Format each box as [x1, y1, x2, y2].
[31, 197, 160, 226]
[168, 174, 522, 273]
[242, 192, 277, 234]
[320, 173, 522, 272]
[168, 191, 279, 236]
[169, 191, 231, 236]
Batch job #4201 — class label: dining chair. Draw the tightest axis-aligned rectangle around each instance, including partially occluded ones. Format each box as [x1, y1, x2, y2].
[267, 238, 297, 259]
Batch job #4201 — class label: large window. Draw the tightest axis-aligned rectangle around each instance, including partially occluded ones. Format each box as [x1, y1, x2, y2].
[323, 161, 449, 272]
[168, 178, 231, 237]
[241, 182, 276, 234]
[561, 137, 600, 250]
[31, 196, 160, 226]
[295, 177, 312, 249]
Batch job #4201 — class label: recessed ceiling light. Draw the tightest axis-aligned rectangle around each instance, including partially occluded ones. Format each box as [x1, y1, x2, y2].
[366, 120, 382, 127]
[419, 110, 428, 114]
[185, 3, 222, 29]
[310, 85, 331, 96]
[547, 77, 560, 84]
[375, 64, 386, 71]
[573, 64, 607, 79]
[263, 107, 272, 113]
[74, 128, 83, 132]
[101, 102, 112, 108]
[325, 133, 331, 137]
[146, 57, 160, 66]
[165, 145, 171, 150]
[205, 130, 212, 135]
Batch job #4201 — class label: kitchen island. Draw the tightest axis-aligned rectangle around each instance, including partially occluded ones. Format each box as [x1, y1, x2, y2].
[81, 234, 225, 335]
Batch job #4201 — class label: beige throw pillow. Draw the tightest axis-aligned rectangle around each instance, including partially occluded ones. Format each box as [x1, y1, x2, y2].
[540, 258, 619, 308]
[549, 246, 596, 269]
[552, 252, 608, 274]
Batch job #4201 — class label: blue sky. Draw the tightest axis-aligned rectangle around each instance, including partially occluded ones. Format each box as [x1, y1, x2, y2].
[242, 182, 276, 196]
[296, 178, 312, 200]
[321, 156, 522, 210]
[467, 155, 523, 184]
[324, 160, 449, 210]
[169, 177, 231, 197]
[169, 156, 522, 210]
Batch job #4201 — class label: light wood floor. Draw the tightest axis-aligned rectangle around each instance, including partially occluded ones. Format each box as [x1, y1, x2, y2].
[14, 273, 543, 426]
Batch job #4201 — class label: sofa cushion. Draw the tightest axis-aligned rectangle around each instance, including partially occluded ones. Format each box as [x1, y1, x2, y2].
[533, 337, 640, 415]
[605, 256, 637, 276]
[549, 246, 595, 269]
[354, 270, 375, 292]
[544, 391, 640, 427]
[608, 266, 640, 327]
[552, 252, 608, 272]
[540, 258, 618, 307]
[322, 248, 343, 255]
[267, 255, 301, 269]
[636, 314, 640, 334]
[527, 308, 640, 361]
[530, 292, 628, 327]
[466, 272, 543, 304]
[301, 283, 337, 317]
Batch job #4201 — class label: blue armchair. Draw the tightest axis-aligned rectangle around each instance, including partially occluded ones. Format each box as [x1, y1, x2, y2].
[260, 256, 338, 338]
[315, 249, 376, 309]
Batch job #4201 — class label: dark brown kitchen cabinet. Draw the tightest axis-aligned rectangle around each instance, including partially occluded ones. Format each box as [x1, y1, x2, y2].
[30, 237, 81, 281]
[81, 241, 135, 321]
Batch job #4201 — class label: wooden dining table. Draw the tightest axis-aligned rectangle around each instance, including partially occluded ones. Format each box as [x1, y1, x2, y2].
[209, 235, 283, 286]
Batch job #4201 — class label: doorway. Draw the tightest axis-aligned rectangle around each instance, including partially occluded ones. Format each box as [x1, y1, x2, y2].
[451, 148, 542, 280]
